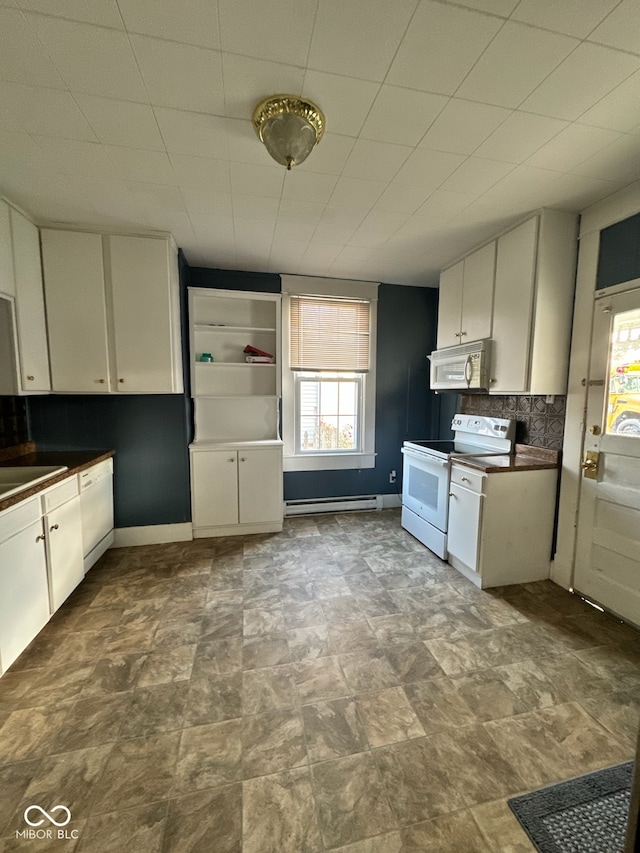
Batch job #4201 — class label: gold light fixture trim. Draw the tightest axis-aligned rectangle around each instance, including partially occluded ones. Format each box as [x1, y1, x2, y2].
[252, 95, 326, 170]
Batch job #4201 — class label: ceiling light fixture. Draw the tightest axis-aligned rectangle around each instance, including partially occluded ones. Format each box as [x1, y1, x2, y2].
[252, 95, 325, 170]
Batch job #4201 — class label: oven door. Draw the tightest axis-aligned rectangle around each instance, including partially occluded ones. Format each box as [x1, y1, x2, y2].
[401, 446, 450, 532]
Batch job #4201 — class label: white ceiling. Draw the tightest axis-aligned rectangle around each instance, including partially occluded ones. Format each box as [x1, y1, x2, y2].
[1, 0, 640, 286]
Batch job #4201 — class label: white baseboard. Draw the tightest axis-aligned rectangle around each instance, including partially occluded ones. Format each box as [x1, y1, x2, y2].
[113, 523, 193, 548]
[193, 520, 283, 538]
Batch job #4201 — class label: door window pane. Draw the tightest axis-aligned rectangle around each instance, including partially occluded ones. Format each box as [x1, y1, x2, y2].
[606, 307, 640, 437]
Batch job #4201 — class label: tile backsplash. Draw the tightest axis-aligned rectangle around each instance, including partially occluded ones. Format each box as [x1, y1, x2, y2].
[460, 394, 566, 451]
[0, 396, 29, 449]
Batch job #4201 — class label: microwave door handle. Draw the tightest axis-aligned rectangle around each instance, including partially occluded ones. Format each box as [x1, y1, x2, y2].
[464, 354, 472, 386]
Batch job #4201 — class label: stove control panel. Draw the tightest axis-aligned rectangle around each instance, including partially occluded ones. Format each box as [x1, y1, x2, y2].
[451, 414, 515, 443]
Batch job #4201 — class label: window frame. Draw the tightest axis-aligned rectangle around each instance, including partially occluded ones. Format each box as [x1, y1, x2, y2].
[281, 275, 378, 472]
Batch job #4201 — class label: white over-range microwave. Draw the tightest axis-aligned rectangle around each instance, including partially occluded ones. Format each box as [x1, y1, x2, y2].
[428, 338, 492, 391]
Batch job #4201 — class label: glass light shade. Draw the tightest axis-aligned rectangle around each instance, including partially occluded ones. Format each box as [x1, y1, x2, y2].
[261, 113, 317, 170]
[252, 96, 325, 170]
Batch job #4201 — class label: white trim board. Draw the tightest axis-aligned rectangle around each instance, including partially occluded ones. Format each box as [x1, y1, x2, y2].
[113, 523, 193, 548]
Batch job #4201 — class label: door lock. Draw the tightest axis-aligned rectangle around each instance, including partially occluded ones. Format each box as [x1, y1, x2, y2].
[581, 450, 600, 479]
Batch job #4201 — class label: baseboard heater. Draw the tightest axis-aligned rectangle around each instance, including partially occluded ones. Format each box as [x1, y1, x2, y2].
[284, 495, 382, 516]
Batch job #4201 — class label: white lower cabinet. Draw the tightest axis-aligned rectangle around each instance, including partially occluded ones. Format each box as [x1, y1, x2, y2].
[0, 477, 85, 676]
[191, 444, 283, 537]
[447, 462, 558, 588]
[0, 499, 49, 675]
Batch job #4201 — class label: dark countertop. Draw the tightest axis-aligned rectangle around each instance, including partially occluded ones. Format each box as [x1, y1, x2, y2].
[453, 444, 560, 474]
[0, 442, 115, 513]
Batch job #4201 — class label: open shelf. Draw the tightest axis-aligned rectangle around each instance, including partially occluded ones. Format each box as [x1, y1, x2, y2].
[194, 324, 276, 334]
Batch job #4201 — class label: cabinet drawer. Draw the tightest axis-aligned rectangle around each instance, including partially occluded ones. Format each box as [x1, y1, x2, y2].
[42, 476, 78, 512]
[451, 465, 485, 494]
[0, 496, 40, 542]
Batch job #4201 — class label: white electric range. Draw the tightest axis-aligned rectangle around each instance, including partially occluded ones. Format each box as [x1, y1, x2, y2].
[401, 414, 515, 559]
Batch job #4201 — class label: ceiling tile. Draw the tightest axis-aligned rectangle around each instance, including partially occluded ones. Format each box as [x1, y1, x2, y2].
[278, 199, 325, 227]
[415, 189, 476, 219]
[170, 154, 231, 192]
[232, 194, 279, 221]
[34, 137, 117, 177]
[154, 108, 229, 158]
[273, 220, 315, 243]
[281, 171, 338, 204]
[526, 171, 615, 209]
[521, 43, 640, 121]
[319, 206, 368, 229]
[418, 99, 511, 155]
[222, 54, 305, 121]
[456, 21, 578, 107]
[342, 139, 412, 182]
[0, 8, 66, 88]
[360, 86, 448, 146]
[511, 0, 619, 39]
[456, 0, 518, 13]
[442, 156, 514, 194]
[0, 81, 96, 140]
[130, 35, 224, 114]
[105, 146, 176, 184]
[75, 95, 165, 150]
[181, 187, 232, 214]
[126, 181, 186, 212]
[117, 0, 220, 48]
[474, 111, 568, 163]
[374, 180, 435, 215]
[229, 161, 284, 197]
[395, 148, 466, 188]
[301, 71, 380, 137]
[17, 0, 124, 28]
[388, 1, 503, 95]
[295, 134, 356, 176]
[329, 176, 386, 208]
[485, 164, 559, 202]
[525, 122, 622, 172]
[589, 0, 640, 55]
[26, 13, 147, 101]
[218, 0, 316, 66]
[313, 224, 353, 245]
[350, 210, 409, 247]
[308, 0, 419, 82]
[578, 70, 640, 133]
[571, 133, 640, 183]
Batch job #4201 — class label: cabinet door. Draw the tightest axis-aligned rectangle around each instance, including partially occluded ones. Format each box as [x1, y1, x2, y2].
[0, 201, 15, 297]
[436, 261, 463, 349]
[491, 218, 537, 393]
[0, 519, 49, 674]
[238, 447, 283, 525]
[41, 230, 111, 392]
[109, 235, 178, 394]
[10, 208, 50, 391]
[191, 450, 239, 528]
[461, 242, 495, 343]
[447, 483, 483, 573]
[46, 497, 84, 612]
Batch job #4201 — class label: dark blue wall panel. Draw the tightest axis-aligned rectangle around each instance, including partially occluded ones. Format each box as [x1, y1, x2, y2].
[596, 211, 640, 290]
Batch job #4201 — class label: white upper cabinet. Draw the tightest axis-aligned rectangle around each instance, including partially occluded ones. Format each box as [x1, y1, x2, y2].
[491, 210, 578, 395]
[437, 242, 495, 349]
[41, 228, 183, 394]
[0, 200, 51, 395]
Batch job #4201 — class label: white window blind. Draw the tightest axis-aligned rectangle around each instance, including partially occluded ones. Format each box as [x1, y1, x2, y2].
[289, 295, 371, 371]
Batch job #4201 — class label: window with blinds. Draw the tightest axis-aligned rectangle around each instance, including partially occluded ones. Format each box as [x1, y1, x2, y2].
[289, 295, 371, 372]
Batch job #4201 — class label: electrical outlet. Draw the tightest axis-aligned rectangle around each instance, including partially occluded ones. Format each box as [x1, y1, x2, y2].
[389, 469, 397, 484]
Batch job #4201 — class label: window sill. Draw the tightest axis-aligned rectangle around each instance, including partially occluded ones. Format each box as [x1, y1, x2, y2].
[283, 452, 376, 472]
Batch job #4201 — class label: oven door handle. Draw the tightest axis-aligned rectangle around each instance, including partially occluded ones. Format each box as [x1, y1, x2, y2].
[401, 447, 449, 467]
[464, 354, 472, 385]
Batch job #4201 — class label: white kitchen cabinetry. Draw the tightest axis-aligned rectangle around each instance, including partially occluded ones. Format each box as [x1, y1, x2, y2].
[0, 498, 49, 675]
[0, 200, 51, 395]
[42, 477, 84, 612]
[191, 445, 283, 536]
[436, 242, 495, 349]
[490, 209, 578, 394]
[188, 288, 283, 537]
[447, 462, 558, 589]
[40, 228, 183, 394]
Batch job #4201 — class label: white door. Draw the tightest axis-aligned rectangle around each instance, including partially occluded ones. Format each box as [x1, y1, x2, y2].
[574, 286, 640, 626]
[238, 447, 283, 524]
[461, 242, 495, 344]
[191, 449, 239, 528]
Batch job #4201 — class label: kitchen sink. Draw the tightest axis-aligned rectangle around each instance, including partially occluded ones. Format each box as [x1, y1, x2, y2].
[0, 466, 68, 501]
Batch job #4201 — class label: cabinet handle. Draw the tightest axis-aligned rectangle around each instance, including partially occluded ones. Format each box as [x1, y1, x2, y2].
[448, 492, 455, 498]
[36, 534, 45, 542]
[98, 378, 105, 384]
[461, 477, 469, 483]
[460, 331, 467, 336]
[119, 378, 125, 384]
[50, 523, 59, 531]
[454, 332, 461, 338]
[26, 375, 34, 381]
[240, 457, 246, 462]
[228, 458, 235, 462]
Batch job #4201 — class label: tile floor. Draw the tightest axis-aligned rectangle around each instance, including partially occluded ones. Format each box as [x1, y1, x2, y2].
[1, 509, 639, 852]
